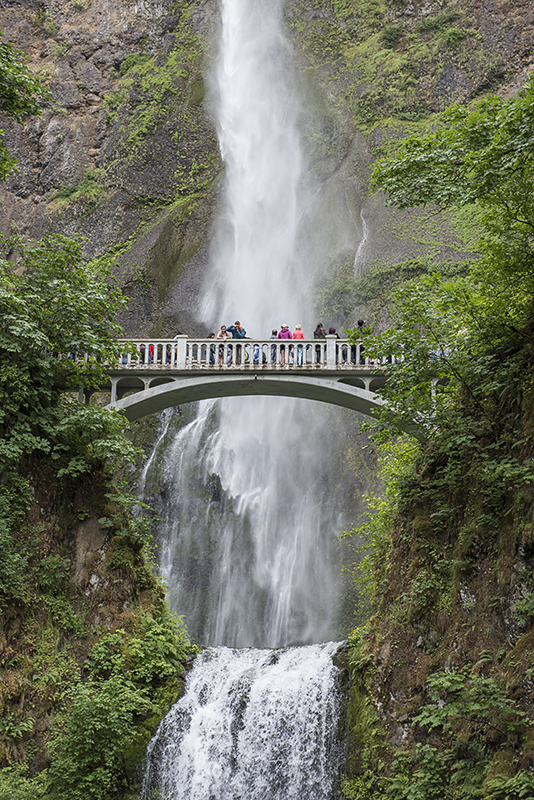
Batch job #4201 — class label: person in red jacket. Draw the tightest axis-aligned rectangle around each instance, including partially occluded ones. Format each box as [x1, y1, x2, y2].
[292, 324, 305, 365]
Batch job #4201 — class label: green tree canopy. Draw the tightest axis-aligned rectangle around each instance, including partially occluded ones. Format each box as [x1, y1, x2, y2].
[0, 33, 48, 180]
[351, 78, 534, 448]
[0, 232, 135, 481]
[371, 78, 534, 280]
[0, 233, 139, 606]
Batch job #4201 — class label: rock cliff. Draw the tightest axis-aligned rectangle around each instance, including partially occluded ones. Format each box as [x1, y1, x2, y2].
[2, 0, 532, 338]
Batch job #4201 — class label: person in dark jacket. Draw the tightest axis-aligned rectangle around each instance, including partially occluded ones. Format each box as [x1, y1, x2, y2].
[329, 327, 341, 364]
[208, 333, 216, 365]
[314, 323, 326, 364]
[270, 329, 278, 365]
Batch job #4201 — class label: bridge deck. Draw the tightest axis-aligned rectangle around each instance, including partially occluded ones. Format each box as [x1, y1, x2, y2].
[86, 338, 418, 436]
[94, 337, 391, 402]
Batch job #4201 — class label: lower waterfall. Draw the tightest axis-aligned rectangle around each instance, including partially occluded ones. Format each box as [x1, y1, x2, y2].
[141, 643, 343, 800]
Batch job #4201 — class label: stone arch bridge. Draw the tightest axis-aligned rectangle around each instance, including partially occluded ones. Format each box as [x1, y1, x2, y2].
[87, 336, 417, 435]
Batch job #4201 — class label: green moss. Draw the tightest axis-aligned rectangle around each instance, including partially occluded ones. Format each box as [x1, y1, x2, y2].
[287, 0, 508, 130]
[51, 169, 107, 210]
[483, 749, 516, 787]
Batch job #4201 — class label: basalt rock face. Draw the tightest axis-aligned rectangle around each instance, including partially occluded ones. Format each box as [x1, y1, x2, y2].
[1, 0, 534, 336]
[0, 0, 220, 337]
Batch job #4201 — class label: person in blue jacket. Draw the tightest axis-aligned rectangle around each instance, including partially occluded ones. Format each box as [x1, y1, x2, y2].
[226, 321, 247, 364]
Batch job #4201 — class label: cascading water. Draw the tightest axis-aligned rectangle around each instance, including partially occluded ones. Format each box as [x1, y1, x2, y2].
[145, 0, 350, 649]
[142, 643, 343, 800]
[141, 0, 351, 793]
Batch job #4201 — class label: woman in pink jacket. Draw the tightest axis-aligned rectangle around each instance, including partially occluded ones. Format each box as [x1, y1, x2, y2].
[292, 324, 305, 365]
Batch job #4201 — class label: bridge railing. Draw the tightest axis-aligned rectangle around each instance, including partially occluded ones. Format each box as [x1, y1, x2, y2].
[113, 336, 396, 370]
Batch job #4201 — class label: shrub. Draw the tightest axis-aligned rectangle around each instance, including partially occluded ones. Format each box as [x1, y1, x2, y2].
[48, 676, 152, 800]
[382, 25, 403, 48]
[119, 52, 150, 76]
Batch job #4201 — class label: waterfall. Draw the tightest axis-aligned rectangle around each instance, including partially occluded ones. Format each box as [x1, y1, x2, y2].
[143, 0, 350, 649]
[202, 0, 304, 327]
[140, 0, 350, 793]
[142, 643, 343, 800]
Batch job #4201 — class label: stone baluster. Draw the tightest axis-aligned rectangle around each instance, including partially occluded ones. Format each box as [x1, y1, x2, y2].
[326, 335, 336, 367]
[175, 335, 188, 368]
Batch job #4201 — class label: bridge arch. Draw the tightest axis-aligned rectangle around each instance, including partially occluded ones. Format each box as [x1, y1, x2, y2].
[108, 374, 386, 422]
[94, 338, 422, 438]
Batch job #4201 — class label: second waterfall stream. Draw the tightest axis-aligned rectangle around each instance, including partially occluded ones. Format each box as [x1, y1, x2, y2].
[141, 0, 350, 795]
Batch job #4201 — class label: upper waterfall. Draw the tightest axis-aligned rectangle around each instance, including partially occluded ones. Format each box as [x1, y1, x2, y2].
[202, 0, 306, 328]
[141, 0, 355, 649]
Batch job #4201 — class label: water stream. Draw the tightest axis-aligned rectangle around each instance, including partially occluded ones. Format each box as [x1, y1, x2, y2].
[142, 643, 343, 800]
[141, 0, 351, 794]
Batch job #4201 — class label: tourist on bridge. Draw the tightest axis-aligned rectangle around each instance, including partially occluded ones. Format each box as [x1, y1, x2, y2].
[226, 321, 247, 338]
[357, 319, 367, 364]
[292, 324, 305, 365]
[314, 322, 325, 364]
[270, 329, 278, 365]
[216, 324, 231, 365]
[329, 327, 342, 364]
[216, 324, 231, 339]
[277, 324, 292, 365]
[208, 333, 216, 365]
[226, 321, 247, 365]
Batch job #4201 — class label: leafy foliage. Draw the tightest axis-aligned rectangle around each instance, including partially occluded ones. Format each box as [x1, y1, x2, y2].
[341, 438, 417, 606]
[48, 609, 195, 800]
[0, 233, 140, 609]
[377, 671, 533, 799]
[350, 82, 534, 459]
[0, 766, 48, 800]
[414, 670, 531, 740]
[0, 232, 134, 477]
[371, 78, 534, 280]
[0, 33, 49, 179]
[342, 72, 534, 800]
[48, 675, 152, 800]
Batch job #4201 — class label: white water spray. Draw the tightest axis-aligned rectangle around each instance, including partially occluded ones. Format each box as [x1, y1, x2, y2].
[202, 0, 305, 326]
[140, 1, 350, 794]
[353, 208, 369, 274]
[142, 643, 343, 800]
[146, 0, 348, 648]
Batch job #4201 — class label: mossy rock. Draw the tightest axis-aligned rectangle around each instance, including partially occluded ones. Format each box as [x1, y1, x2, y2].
[483, 749, 516, 789]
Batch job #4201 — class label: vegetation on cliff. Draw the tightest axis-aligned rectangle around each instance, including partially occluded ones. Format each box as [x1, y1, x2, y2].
[342, 78, 534, 798]
[0, 234, 197, 799]
[0, 32, 48, 180]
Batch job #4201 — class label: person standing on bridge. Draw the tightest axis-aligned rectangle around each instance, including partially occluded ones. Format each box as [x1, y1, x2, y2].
[216, 324, 231, 365]
[227, 321, 247, 365]
[208, 333, 216, 365]
[270, 329, 278, 365]
[356, 319, 368, 364]
[277, 324, 292, 365]
[292, 324, 305, 365]
[227, 321, 247, 338]
[314, 322, 326, 365]
[328, 327, 341, 364]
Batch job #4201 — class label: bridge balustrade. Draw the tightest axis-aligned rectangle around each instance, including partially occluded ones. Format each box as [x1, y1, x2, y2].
[114, 336, 394, 370]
